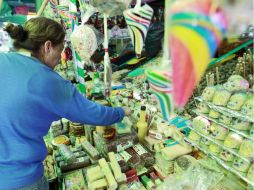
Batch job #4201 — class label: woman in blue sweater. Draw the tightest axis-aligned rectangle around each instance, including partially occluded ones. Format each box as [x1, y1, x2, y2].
[0, 17, 131, 190]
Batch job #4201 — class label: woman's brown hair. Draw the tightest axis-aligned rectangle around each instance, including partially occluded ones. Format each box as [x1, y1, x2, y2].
[4, 17, 65, 54]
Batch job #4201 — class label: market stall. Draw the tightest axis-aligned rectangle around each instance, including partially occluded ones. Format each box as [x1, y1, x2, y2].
[0, 0, 253, 189]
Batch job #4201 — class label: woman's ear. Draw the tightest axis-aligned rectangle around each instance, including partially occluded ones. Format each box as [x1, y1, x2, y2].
[44, 40, 53, 54]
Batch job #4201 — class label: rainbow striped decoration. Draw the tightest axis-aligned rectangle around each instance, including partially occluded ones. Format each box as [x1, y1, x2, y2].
[123, 4, 154, 57]
[57, 5, 76, 29]
[146, 69, 174, 121]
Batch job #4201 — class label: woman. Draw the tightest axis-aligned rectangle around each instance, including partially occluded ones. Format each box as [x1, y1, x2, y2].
[0, 17, 131, 190]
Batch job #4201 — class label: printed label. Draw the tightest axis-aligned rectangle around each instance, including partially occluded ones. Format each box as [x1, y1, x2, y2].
[133, 144, 147, 155]
[115, 153, 123, 162]
[119, 151, 132, 162]
[117, 141, 133, 152]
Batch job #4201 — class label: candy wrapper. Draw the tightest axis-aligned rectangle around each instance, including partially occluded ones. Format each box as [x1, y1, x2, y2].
[201, 86, 216, 102]
[223, 75, 249, 92]
[223, 132, 243, 149]
[231, 119, 252, 131]
[192, 116, 211, 135]
[212, 87, 231, 106]
[70, 25, 103, 61]
[232, 157, 251, 173]
[240, 95, 254, 117]
[227, 92, 248, 111]
[238, 139, 254, 159]
[210, 123, 229, 140]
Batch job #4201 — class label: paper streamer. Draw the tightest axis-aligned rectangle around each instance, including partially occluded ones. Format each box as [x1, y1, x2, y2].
[123, 3, 154, 57]
[73, 50, 86, 95]
[168, 0, 227, 107]
[146, 69, 174, 121]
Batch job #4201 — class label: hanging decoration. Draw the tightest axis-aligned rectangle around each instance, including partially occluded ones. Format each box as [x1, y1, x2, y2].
[168, 0, 228, 107]
[123, 0, 154, 57]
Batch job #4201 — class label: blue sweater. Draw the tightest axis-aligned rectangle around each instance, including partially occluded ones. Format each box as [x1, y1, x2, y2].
[0, 52, 124, 189]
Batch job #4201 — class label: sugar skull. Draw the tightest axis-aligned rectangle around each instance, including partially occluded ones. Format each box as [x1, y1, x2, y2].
[238, 140, 254, 158]
[188, 131, 201, 142]
[192, 116, 211, 135]
[201, 86, 216, 101]
[223, 75, 249, 92]
[240, 96, 254, 117]
[212, 89, 232, 106]
[210, 123, 229, 140]
[209, 109, 221, 119]
[227, 92, 247, 111]
[220, 149, 234, 161]
[247, 164, 254, 181]
[197, 103, 210, 114]
[199, 137, 211, 148]
[224, 132, 243, 149]
[209, 140, 222, 154]
[231, 119, 252, 131]
[218, 115, 232, 125]
[232, 157, 251, 172]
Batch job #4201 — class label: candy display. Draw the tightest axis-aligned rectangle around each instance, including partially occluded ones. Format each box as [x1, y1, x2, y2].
[201, 86, 216, 102]
[240, 95, 254, 117]
[223, 75, 249, 92]
[227, 92, 248, 111]
[231, 119, 252, 131]
[192, 116, 211, 135]
[232, 157, 251, 173]
[212, 88, 232, 106]
[210, 123, 229, 140]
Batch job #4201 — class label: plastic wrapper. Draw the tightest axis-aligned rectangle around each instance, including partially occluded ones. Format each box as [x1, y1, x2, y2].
[58, 144, 77, 164]
[232, 157, 251, 173]
[218, 115, 232, 125]
[201, 86, 216, 102]
[238, 139, 254, 159]
[197, 103, 210, 114]
[209, 109, 221, 119]
[231, 119, 252, 131]
[210, 123, 229, 140]
[89, 0, 131, 16]
[174, 155, 197, 173]
[199, 137, 211, 149]
[208, 140, 222, 155]
[60, 156, 90, 172]
[70, 25, 103, 61]
[240, 95, 254, 117]
[227, 92, 248, 111]
[64, 169, 87, 190]
[158, 164, 223, 190]
[69, 122, 85, 136]
[212, 88, 231, 106]
[247, 163, 254, 182]
[188, 131, 201, 142]
[224, 132, 244, 149]
[219, 149, 234, 162]
[123, 148, 143, 170]
[133, 144, 155, 167]
[192, 116, 211, 135]
[223, 75, 249, 92]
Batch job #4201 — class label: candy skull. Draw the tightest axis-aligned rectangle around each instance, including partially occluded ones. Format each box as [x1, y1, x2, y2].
[220, 149, 234, 161]
[209, 109, 221, 119]
[210, 123, 229, 140]
[240, 96, 254, 117]
[188, 131, 201, 142]
[231, 119, 252, 131]
[197, 103, 210, 114]
[224, 132, 243, 149]
[212, 88, 232, 106]
[247, 164, 254, 181]
[192, 116, 211, 135]
[238, 139, 254, 158]
[218, 115, 232, 125]
[200, 137, 211, 148]
[201, 86, 216, 101]
[209, 141, 222, 154]
[227, 92, 247, 111]
[232, 157, 251, 172]
[223, 75, 249, 92]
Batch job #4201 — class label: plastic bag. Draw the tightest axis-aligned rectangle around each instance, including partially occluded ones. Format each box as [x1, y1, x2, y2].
[158, 164, 223, 190]
[70, 24, 103, 61]
[89, 0, 131, 16]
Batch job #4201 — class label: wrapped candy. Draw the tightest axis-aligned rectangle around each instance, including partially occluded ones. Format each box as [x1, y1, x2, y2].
[238, 139, 254, 159]
[218, 115, 232, 125]
[199, 137, 211, 149]
[188, 131, 201, 142]
[232, 157, 251, 173]
[240, 95, 254, 117]
[197, 103, 210, 114]
[223, 75, 249, 92]
[212, 88, 231, 106]
[224, 132, 244, 149]
[209, 109, 221, 119]
[231, 119, 252, 131]
[247, 164, 254, 182]
[210, 123, 229, 140]
[201, 86, 216, 102]
[227, 92, 248, 111]
[70, 25, 103, 61]
[192, 116, 211, 135]
[209, 140, 222, 155]
[220, 149, 234, 162]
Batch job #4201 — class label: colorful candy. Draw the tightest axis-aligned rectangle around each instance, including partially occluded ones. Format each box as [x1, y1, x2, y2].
[124, 3, 154, 57]
[168, 0, 227, 107]
[146, 69, 174, 121]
